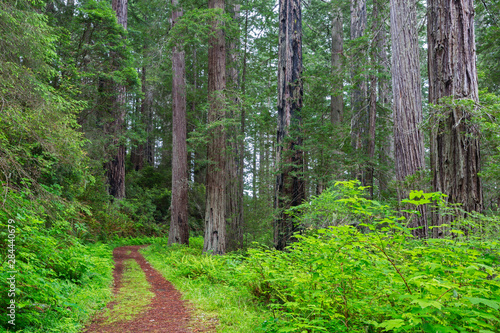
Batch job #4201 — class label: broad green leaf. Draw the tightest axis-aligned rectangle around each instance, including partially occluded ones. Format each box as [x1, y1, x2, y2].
[411, 299, 442, 309]
[465, 297, 500, 310]
[378, 319, 405, 330]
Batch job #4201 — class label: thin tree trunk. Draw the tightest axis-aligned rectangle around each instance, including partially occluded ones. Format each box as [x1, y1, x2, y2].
[350, 0, 368, 184]
[367, 75, 376, 199]
[331, 6, 343, 124]
[274, 0, 305, 251]
[106, 0, 128, 200]
[226, 4, 244, 251]
[390, 0, 427, 237]
[237, 8, 248, 247]
[366, 0, 382, 199]
[169, 0, 189, 246]
[427, 0, 482, 237]
[203, 0, 227, 255]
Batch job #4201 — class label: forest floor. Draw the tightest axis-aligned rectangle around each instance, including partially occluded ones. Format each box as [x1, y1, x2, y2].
[82, 245, 216, 333]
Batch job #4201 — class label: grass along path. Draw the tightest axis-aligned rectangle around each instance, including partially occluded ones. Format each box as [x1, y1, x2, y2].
[83, 245, 194, 333]
[140, 240, 270, 333]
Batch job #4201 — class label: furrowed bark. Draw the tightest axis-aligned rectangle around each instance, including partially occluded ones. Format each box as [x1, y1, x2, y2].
[106, 0, 128, 200]
[169, 0, 189, 246]
[274, 0, 305, 251]
[391, 0, 427, 237]
[226, 4, 244, 251]
[204, 0, 227, 255]
[427, 0, 482, 236]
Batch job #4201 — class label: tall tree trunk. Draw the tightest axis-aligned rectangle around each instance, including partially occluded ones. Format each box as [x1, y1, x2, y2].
[427, 0, 482, 236]
[366, 0, 387, 200]
[274, 0, 305, 251]
[203, 0, 227, 255]
[237, 7, 248, 247]
[226, 4, 244, 251]
[350, 0, 368, 184]
[367, 75, 376, 199]
[391, 0, 427, 237]
[331, 6, 343, 125]
[106, 0, 128, 200]
[376, 0, 391, 196]
[169, 0, 189, 246]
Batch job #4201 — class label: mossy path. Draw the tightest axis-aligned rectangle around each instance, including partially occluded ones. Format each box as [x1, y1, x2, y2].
[83, 245, 195, 333]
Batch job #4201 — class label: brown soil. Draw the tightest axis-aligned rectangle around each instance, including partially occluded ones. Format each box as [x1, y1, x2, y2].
[83, 245, 212, 333]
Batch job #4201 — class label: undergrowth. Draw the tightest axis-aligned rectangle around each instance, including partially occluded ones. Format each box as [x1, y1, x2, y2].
[143, 182, 500, 333]
[0, 188, 114, 333]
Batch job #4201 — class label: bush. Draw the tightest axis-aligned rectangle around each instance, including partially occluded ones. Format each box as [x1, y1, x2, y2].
[0, 188, 114, 332]
[241, 182, 500, 332]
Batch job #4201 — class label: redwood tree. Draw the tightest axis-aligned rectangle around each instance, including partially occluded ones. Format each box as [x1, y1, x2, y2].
[274, 0, 305, 251]
[427, 0, 482, 235]
[226, 4, 244, 251]
[390, 0, 427, 237]
[169, 0, 189, 246]
[106, 0, 128, 199]
[203, 0, 227, 254]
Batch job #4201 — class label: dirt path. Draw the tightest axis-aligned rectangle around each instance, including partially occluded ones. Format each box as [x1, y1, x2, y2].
[83, 245, 195, 333]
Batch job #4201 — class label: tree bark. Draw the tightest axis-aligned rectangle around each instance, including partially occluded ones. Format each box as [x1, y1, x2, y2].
[169, 0, 189, 246]
[376, 0, 391, 196]
[350, 0, 368, 183]
[331, 6, 344, 124]
[274, 0, 305, 251]
[203, 0, 227, 255]
[226, 4, 244, 252]
[391, 0, 427, 237]
[237, 8, 248, 247]
[427, 0, 482, 236]
[106, 0, 128, 200]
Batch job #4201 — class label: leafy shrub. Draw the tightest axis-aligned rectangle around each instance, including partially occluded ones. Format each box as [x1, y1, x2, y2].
[0, 188, 114, 332]
[241, 183, 500, 333]
[244, 228, 500, 332]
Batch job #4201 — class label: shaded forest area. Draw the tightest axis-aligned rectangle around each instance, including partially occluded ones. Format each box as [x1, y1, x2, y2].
[0, 0, 500, 332]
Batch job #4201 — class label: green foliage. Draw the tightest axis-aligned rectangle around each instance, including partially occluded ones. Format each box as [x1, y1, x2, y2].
[287, 180, 409, 231]
[244, 228, 500, 332]
[476, 0, 500, 93]
[241, 185, 500, 332]
[0, 189, 114, 332]
[142, 185, 500, 333]
[0, 0, 90, 201]
[168, 8, 239, 50]
[476, 90, 500, 213]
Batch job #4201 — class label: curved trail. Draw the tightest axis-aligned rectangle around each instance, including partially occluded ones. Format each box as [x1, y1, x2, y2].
[84, 245, 195, 333]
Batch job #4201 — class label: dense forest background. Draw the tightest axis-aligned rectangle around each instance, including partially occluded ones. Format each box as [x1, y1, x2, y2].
[1, 0, 500, 332]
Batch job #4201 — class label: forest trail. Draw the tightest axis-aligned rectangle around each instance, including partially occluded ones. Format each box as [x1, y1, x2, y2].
[83, 245, 206, 333]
